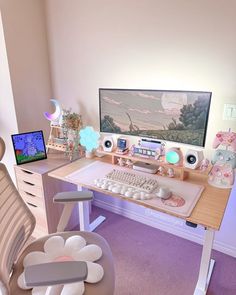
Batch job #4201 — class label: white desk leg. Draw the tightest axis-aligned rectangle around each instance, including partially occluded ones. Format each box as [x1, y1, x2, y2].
[78, 201, 106, 231]
[89, 215, 106, 232]
[194, 229, 215, 295]
[77, 186, 106, 232]
[78, 201, 90, 231]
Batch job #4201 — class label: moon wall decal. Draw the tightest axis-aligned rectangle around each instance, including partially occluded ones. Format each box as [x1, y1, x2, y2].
[44, 99, 62, 122]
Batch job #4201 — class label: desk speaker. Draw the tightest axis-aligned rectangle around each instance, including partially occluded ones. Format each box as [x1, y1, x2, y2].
[184, 150, 204, 169]
[102, 136, 114, 152]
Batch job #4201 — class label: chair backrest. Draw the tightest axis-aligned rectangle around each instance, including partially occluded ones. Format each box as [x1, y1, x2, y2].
[0, 152, 36, 293]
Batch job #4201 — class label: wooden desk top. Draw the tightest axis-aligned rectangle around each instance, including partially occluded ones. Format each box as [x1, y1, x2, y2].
[48, 156, 232, 231]
[15, 152, 74, 175]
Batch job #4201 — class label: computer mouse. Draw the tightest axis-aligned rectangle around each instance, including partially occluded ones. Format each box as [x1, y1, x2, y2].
[156, 187, 172, 199]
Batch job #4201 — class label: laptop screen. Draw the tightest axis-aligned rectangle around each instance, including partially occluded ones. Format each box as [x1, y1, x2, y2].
[11, 130, 47, 165]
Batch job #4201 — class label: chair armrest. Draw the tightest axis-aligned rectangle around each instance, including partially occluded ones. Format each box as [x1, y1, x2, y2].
[54, 191, 93, 203]
[25, 261, 87, 287]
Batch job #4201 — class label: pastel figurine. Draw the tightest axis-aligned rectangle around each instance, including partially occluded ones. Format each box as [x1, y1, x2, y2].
[129, 144, 135, 156]
[158, 166, 165, 176]
[155, 149, 161, 160]
[212, 131, 236, 151]
[126, 159, 133, 168]
[117, 157, 125, 166]
[200, 158, 210, 171]
[167, 168, 175, 177]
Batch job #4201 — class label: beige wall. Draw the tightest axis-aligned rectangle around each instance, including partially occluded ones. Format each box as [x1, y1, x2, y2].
[0, 11, 18, 179]
[0, 0, 52, 138]
[46, 0, 236, 157]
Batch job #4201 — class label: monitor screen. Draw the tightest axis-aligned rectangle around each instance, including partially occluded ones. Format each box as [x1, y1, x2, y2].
[11, 130, 47, 165]
[99, 88, 211, 147]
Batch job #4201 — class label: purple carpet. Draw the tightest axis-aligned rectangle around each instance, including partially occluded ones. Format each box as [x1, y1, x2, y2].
[91, 206, 236, 295]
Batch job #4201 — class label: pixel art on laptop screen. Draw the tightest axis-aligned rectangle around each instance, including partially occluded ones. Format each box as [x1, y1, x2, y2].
[11, 130, 47, 165]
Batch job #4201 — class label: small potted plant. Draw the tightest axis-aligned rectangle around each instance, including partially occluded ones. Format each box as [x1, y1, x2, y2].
[62, 109, 83, 160]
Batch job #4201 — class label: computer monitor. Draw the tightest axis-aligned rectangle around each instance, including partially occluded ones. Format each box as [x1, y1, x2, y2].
[11, 130, 47, 165]
[99, 88, 211, 147]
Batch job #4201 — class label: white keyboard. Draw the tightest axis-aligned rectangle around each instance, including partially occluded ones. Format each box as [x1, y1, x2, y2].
[106, 169, 158, 192]
[94, 169, 171, 200]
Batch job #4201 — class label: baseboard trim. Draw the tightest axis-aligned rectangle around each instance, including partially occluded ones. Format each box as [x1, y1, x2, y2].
[93, 198, 236, 257]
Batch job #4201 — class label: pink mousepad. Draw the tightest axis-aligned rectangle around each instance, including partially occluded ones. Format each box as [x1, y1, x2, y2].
[66, 161, 204, 217]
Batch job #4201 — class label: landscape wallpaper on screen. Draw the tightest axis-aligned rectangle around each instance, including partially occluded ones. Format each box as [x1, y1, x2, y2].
[100, 89, 211, 146]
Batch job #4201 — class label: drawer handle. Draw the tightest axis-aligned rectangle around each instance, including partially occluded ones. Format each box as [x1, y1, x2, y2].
[22, 170, 33, 175]
[23, 181, 35, 186]
[25, 191, 36, 197]
[27, 202, 37, 208]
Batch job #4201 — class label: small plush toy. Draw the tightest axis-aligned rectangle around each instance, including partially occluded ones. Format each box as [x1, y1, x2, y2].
[126, 159, 133, 168]
[158, 166, 165, 176]
[200, 158, 210, 171]
[129, 144, 135, 157]
[167, 168, 175, 177]
[117, 157, 126, 166]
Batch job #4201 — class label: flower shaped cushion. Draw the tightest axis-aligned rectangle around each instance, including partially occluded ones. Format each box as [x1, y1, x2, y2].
[17, 235, 104, 295]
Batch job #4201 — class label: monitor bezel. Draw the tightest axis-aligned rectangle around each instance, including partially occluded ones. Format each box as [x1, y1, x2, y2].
[99, 88, 212, 147]
[11, 130, 47, 165]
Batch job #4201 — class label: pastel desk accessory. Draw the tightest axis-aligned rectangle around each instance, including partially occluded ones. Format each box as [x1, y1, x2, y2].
[212, 131, 236, 151]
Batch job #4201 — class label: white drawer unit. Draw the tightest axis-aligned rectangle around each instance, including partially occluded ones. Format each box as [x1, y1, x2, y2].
[18, 189, 44, 208]
[15, 168, 42, 186]
[14, 155, 79, 238]
[17, 178, 43, 198]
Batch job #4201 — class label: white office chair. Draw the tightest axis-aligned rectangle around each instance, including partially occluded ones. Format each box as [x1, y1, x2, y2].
[0, 137, 115, 295]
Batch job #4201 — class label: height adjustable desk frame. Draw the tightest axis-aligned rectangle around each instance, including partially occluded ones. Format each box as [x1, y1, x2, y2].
[75, 199, 106, 232]
[56, 196, 106, 233]
[48, 157, 232, 295]
[194, 229, 215, 295]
